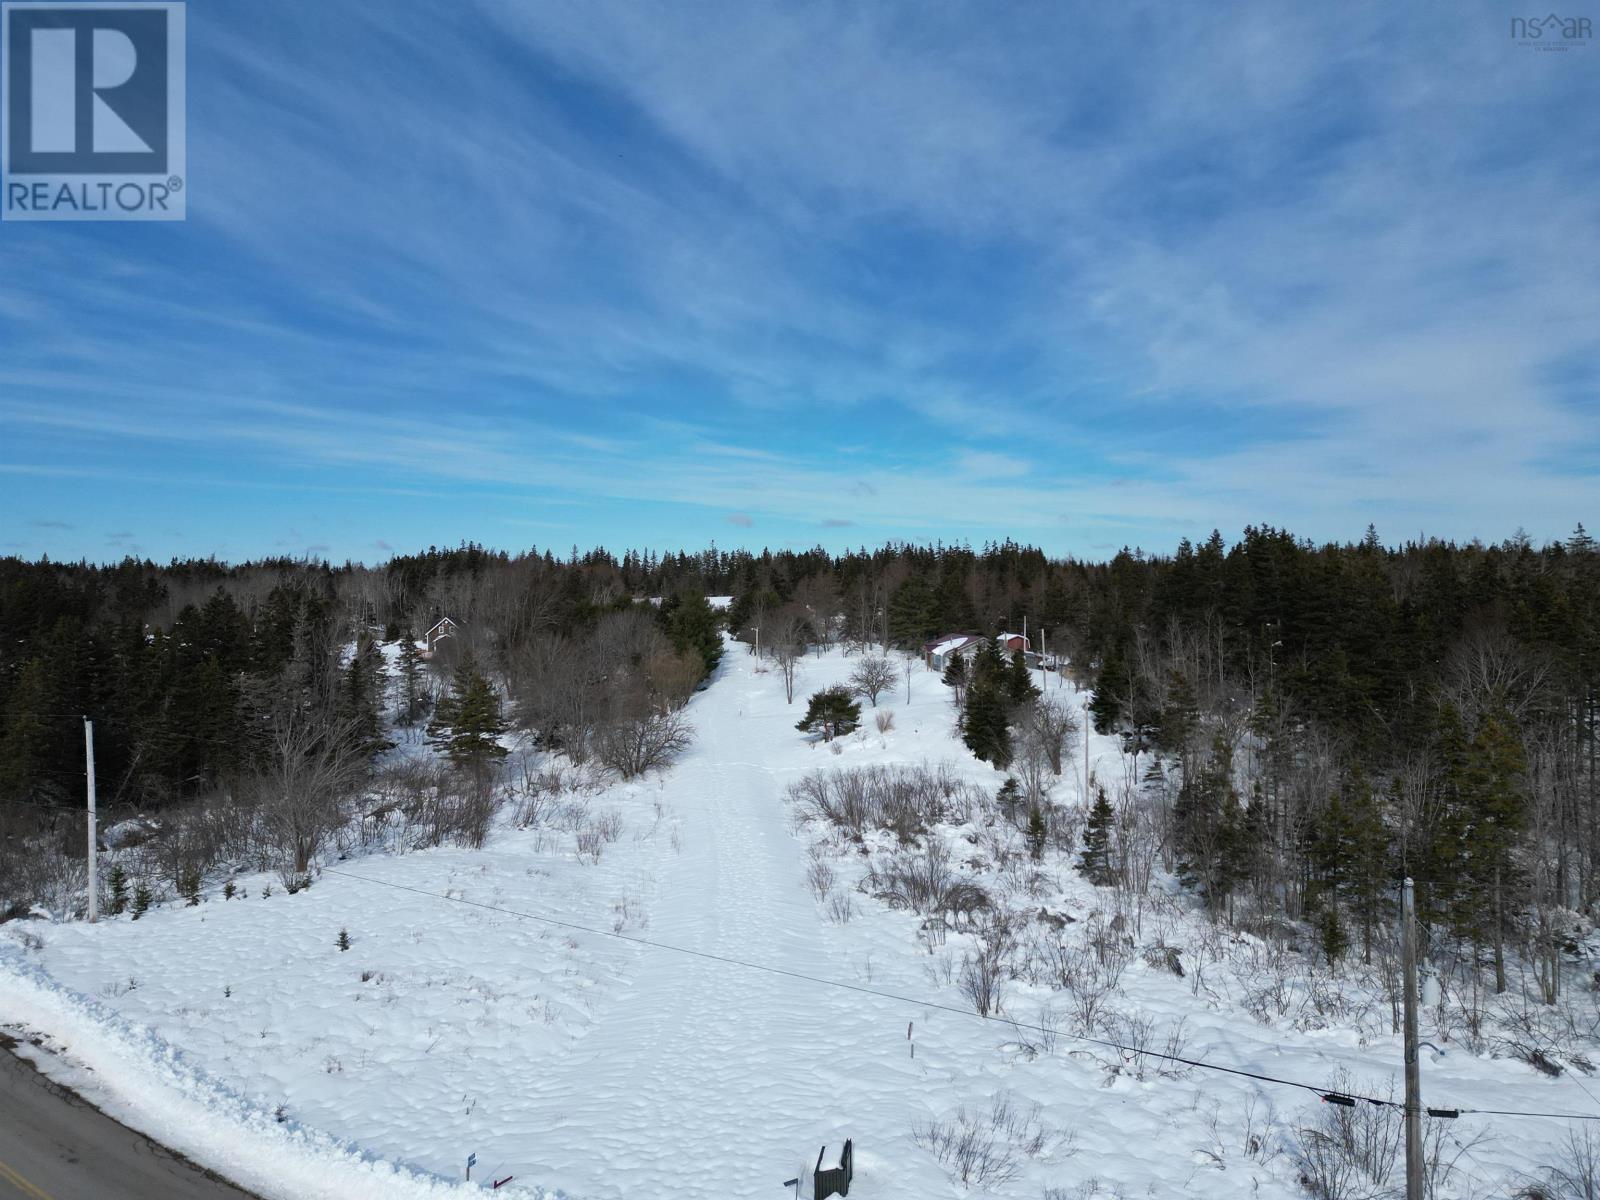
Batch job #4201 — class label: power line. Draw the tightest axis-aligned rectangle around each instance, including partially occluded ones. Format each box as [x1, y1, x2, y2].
[321, 866, 1600, 1124]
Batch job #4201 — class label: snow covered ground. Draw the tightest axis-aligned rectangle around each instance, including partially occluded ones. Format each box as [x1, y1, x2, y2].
[3, 639, 1598, 1198]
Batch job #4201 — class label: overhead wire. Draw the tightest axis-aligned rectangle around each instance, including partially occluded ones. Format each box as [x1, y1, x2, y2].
[319, 866, 1600, 1124]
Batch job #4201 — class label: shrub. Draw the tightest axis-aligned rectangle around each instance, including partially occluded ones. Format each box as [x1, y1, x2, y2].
[788, 765, 982, 842]
[595, 711, 693, 779]
[914, 1093, 1059, 1189]
[868, 841, 958, 914]
[875, 710, 895, 734]
[107, 864, 129, 916]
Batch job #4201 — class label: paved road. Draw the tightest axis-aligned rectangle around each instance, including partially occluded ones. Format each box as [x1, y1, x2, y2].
[0, 1037, 263, 1200]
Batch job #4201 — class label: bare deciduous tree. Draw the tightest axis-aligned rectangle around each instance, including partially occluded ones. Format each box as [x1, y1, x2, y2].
[768, 605, 810, 704]
[247, 704, 366, 888]
[850, 654, 899, 707]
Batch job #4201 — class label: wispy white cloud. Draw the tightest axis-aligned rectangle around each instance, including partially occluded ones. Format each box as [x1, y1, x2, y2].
[1, 0, 1595, 560]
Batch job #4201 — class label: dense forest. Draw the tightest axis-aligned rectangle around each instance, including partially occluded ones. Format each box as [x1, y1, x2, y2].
[3, 526, 1597, 1021]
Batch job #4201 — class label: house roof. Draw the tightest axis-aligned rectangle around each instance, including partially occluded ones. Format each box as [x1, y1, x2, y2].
[929, 635, 982, 657]
[425, 617, 458, 636]
[996, 632, 1030, 645]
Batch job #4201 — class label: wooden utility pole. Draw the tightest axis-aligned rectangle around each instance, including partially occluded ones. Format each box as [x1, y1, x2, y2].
[1401, 877, 1423, 1200]
[84, 718, 98, 923]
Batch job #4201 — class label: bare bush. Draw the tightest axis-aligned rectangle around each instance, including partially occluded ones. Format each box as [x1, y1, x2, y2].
[594, 710, 693, 779]
[788, 765, 981, 842]
[868, 841, 959, 915]
[914, 1093, 1061, 1189]
[1294, 1073, 1401, 1200]
[805, 846, 836, 901]
[875, 710, 895, 734]
[961, 915, 1016, 1018]
[575, 809, 622, 863]
[1530, 1128, 1600, 1199]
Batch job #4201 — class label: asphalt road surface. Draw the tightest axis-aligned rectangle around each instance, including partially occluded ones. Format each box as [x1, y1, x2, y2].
[0, 1036, 263, 1200]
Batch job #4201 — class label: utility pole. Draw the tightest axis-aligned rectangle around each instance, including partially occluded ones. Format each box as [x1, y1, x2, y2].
[84, 718, 98, 923]
[1083, 711, 1091, 805]
[1401, 877, 1423, 1200]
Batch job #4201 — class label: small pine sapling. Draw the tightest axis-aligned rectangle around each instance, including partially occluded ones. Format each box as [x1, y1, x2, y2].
[337, 927, 352, 952]
[1026, 805, 1048, 861]
[131, 883, 153, 920]
[179, 868, 201, 906]
[223, 880, 237, 901]
[996, 777, 1022, 821]
[107, 864, 129, 916]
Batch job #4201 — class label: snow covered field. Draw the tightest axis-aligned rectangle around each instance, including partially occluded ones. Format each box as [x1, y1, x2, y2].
[3, 639, 1598, 1198]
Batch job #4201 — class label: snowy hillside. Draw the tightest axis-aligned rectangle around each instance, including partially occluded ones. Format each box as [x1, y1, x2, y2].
[3, 639, 1596, 1198]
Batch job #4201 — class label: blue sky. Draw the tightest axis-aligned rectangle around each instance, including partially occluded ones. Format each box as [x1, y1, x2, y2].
[2, 0, 1597, 564]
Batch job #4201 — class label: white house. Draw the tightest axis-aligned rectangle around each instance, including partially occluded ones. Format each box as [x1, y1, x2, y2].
[925, 634, 985, 671]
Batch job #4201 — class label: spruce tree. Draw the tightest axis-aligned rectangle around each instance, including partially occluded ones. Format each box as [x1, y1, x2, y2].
[397, 632, 425, 726]
[941, 654, 969, 709]
[1078, 785, 1116, 886]
[663, 591, 722, 676]
[795, 687, 861, 741]
[1088, 645, 1129, 734]
[1006, 649, 1040, 707]
[428, 654, 509, 783]
[340, 634, 391, 757]
[107, 864, 129, 916]
[1026, 805, 1047, 861]
[961, 640, 1013, 766]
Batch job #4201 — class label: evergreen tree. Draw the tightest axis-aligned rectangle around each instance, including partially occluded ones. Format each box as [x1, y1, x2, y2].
[887, 577, 939, 647]
[959, 639, 1014, 766]
[0, 658, 54, 803]
[941, 654, 969, 709]
[961, 673, 1012, 767]
[996, 776, 1022, 821]
[340, 633, 391, 757]
[1316, 900, 1349, 967]
[1308, 773, 1390, 962]
[1174, 735, 1251, 915]
[1026, 805, 1047, 861]
[663, 590, 722, 676]
[107, 864, 129, 916]
[397, 631, 426, 726]
[427, 654, 509, 782]
[1088, 645, 1129, 734]
[131, 883, 152, 920]
[795, 686, 861, 741]
[1078, 785, 1117, 886]
[1006, 649, 1040, 707]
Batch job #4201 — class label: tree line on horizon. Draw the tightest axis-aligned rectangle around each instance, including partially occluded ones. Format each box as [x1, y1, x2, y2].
[1, 523, 1597, 1004]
